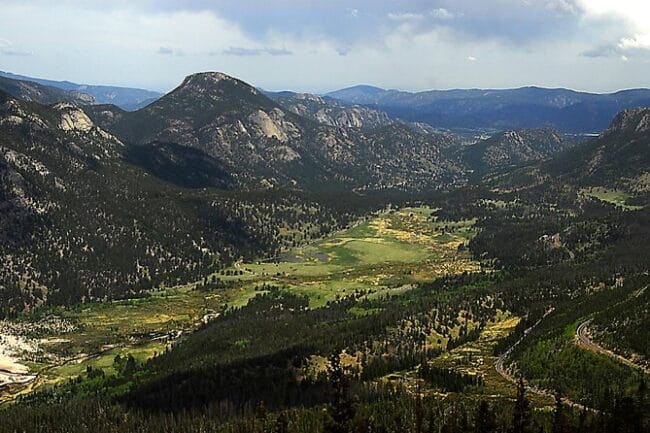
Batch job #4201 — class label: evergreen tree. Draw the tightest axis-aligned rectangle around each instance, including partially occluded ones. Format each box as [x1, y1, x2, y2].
[324, 352, 356, 433]
[121, 354, 137, 377]
[609, 396, 641, 433]
[636, 380, 648, 433]
[475, 400, 496, 433]
[512, 378, 530, 433]
[551, 390, 567, 433]
[275, 411, 289, 433]
[414, 379, 424, 433]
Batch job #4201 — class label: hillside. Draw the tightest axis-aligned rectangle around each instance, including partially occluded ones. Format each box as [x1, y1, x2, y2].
[0, 74, 647, 433]
[0, 70, 161, 110]
[493, 107, 650, 193]
[327, 85, 650, 133]
[2, 104, 646, 433]
[0, 89, 374, 314]
[0, 71, 478, 316]
[0, 75, 94, 105]
[557, 107, 650, 187]
[462, 128, 569, 174]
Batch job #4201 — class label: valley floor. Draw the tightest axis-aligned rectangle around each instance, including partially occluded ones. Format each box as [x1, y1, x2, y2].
[0, 207, 478, 401]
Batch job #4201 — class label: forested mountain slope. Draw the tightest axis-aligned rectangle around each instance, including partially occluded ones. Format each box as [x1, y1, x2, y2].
[0, 89, 374, 315]
[461, 128, 569, 174]
[0, 79, 648, 433]
[0, 71, 473, 317]
[492, 107, 650, 192]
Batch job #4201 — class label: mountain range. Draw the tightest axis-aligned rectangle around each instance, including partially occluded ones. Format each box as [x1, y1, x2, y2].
[0, 71, 463, 313]
[84, 72, 463, 191]
[505, 107, 650, 190]
[0, 70, 162, 111]
[266, 90, 437, 134]
[3, 69, 650, 134]
[0, 84, 364, 312]
[327, 85, 650, 134]
[0, 75, 95, 106]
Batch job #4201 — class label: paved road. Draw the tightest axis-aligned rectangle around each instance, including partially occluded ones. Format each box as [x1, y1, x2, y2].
[495, 308, 597, 412]
[575, 319, 649, 375]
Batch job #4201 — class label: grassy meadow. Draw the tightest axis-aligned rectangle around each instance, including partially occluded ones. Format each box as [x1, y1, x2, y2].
[4, 207, 481, 396]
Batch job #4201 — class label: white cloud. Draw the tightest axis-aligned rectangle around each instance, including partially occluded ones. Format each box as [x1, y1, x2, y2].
[618, 34, 650, 50]
[1, 6, 255, 57]
[577, 0, 650, 28]
[578, 0, 650, 56]
[0, 4, 259, 88]
[221, 46, 292, 56]
[430, 8, 456, 20]
[0, 37, 32, 56]
[387, 12, 424, 22]
[1, 48, 33, 56]
[0, 1, 648, 93]
[157, 46, 185, 56]
[545, 0, 578, 15]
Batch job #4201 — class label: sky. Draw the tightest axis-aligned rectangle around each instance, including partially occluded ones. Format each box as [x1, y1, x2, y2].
[0, 0, 649, 93]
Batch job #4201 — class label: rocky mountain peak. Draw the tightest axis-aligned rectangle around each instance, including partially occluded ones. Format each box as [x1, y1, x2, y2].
[177, 72, 260, 96]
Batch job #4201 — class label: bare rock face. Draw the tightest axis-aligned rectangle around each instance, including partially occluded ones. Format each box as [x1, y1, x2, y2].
[0, 100, 27, 126]
[248, 109, 298, 142]
[68, 90, 96, 105]
[56, 103, 95, 132]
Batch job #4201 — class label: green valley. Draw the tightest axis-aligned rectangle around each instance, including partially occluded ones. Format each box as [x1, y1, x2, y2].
[0, 207, 480, 400]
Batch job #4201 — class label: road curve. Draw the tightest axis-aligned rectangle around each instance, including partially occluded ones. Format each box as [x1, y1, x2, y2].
[495, 308, 597, 412]
[575, 319, 649, 375]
